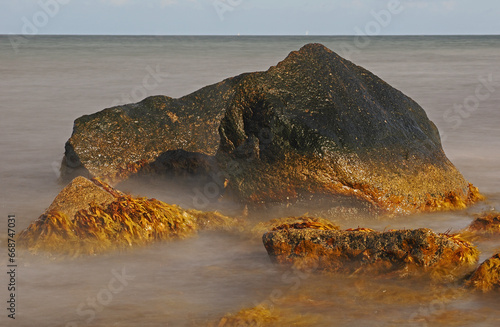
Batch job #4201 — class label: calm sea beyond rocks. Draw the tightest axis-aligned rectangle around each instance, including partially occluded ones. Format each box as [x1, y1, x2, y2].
[20, 43, 499, 292]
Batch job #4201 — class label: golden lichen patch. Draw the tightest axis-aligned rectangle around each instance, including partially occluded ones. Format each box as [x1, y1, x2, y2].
[166, 111, 179, 123]
[466, 253, 500, 292]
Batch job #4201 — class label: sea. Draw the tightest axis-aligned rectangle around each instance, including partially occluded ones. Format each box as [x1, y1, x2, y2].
[0, 35, 499, 326]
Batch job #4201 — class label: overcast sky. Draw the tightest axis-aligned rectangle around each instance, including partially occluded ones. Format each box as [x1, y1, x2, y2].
[1, 0, 499, 35]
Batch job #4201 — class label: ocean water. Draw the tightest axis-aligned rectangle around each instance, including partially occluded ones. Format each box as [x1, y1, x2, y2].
[0, 35, 499, 326]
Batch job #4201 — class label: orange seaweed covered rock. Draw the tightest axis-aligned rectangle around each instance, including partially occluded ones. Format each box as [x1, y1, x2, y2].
[467, 212, 500, 236]
[262, 225, 478, 278]
[18, 177, 237, 257]
[211, 305, 317, 327]
[61, 43, 481, 214]
[252, 216, 339, 238]
[466, 253, 500, 292]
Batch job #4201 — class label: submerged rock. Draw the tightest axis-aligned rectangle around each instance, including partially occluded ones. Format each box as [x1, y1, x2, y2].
[210, 305, 318, 327]
[262, 225, 478, 278]
[466, 253, 500, 292]
[61, 43, 482, 213]
[467, 212, 500, 236]
[18, 177, 238, 256]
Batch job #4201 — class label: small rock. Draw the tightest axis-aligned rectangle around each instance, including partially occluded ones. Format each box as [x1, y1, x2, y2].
[209, 304, 318, 327]
[252, 216, 339, 238]
[47, 176, 118, 220]
[18, 177, 237, 257]
[262, 226, 478, 278]
[467, 212, 500, 235]
[466, 253, 500, 292]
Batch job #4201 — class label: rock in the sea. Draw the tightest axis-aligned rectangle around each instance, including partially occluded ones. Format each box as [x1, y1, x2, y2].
[262, 225, 478, 278]
[46, 176, 118, 219]
[466, 253, 500, 292]
[467, 212, 500, 236]
[61, 43, 482, 213]
[18, 177, 238, 256]
[211, 305, 318, 327]
[252, 216, 339, 238]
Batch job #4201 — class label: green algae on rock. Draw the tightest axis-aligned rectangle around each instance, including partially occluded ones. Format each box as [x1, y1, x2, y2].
[61, 43, 482, 213]
[262, 225, 479, 278]
[17, 177, 238, 256]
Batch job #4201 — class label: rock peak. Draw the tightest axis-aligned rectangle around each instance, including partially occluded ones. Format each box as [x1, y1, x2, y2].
[276, 42, 339, 68]
[299, 42, 334, 53]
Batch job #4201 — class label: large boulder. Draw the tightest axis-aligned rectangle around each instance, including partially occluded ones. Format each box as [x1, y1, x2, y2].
[61, 43, 482, 213]
[262, 225, 478, 278]
[18, 177, 238, 256]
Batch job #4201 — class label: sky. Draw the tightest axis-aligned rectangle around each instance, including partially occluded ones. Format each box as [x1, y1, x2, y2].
[0, 0, 499, 36]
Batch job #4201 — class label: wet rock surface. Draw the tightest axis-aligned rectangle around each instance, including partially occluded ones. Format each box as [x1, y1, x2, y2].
[45, 176, 118, 219]
[18, 177, 238, 256]
[62, 43, 481, 213]
[262, 225, 478, 278]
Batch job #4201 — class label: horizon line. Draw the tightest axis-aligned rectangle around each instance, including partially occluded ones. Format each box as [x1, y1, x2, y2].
[2, 33, 500, 37]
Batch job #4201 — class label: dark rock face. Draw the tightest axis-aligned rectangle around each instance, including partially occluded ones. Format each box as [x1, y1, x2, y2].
[62, 43, 481, 213]
[262, 226, 478, 277]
